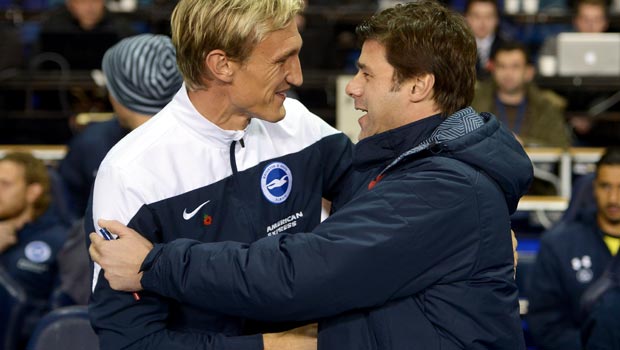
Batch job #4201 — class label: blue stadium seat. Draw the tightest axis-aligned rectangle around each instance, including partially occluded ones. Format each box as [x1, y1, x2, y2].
[0, 266, 28, 350]
[27, 305, 98, 350]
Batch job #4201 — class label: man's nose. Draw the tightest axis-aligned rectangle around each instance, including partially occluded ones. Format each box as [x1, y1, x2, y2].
[286, 56, 303, 87]
[609, 186, 620, 202]
[345, 74, 362, 98]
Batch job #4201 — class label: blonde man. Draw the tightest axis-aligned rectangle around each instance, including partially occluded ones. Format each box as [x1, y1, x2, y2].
[87, 0, 353, 349]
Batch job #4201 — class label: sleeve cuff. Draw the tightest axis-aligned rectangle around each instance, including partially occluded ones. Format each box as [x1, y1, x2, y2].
[140, 243, 164, 292]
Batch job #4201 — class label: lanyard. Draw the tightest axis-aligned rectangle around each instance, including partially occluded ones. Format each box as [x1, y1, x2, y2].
[495, 95, 527, 135]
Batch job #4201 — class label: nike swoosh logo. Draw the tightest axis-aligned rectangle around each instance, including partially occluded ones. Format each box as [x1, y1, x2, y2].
[183, 200, 211, 220]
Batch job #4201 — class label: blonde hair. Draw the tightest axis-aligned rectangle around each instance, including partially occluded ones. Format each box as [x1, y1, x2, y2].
[171, 0, 304, 90]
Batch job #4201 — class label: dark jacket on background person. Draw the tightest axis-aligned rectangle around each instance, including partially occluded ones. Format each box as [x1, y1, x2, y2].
[528, 212, 613, 350]
[140, 107, 533, 350]
[0, 208, 69, 339]
[581, 290, 620, 350]
[59, 118, 127, 219]
[472, 81, 570, 148]
[580, 248, 620, 350]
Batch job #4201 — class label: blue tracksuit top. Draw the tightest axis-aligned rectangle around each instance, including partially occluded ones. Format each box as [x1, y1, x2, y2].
[0, 209, 68, 303]
[140, 107, 533, 350]
[0, 208, 69, 338]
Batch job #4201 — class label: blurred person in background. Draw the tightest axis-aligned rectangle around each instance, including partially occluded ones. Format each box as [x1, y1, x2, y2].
[0, 152, 69, 346]
[472, 41, 571, 148]
[528, 147, 620, 350]
[464, 0, 508, 80]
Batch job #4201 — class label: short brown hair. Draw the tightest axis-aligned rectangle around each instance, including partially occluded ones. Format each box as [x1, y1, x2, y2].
[464, 0, 498, 15]
[171, 0, 305, 91]
[575, 0, 609, 16]
[356, 0, 477, 116]
[492, 41, 531, 64]
[1, 152, 51, 219]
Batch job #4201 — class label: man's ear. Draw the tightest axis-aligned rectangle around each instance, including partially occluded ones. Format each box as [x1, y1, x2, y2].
[410, 73, 435, 103]
[26, 183, 43, 205]
[205, 49, 235, 83]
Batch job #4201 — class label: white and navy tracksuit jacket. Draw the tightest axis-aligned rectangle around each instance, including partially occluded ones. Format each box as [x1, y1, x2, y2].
[87, 85, 354, 350]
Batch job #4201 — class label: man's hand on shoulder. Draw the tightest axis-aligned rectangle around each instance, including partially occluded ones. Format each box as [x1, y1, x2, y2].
[89, 219, 153, 292]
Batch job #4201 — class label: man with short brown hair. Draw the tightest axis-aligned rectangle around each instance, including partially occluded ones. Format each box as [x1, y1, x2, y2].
[472, 42, 571, 147]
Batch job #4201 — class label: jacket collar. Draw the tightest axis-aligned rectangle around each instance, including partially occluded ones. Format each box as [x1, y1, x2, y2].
[353, 114, 444, 171]
[353, 107, 486, 174]
[354, 107, 532, 214]
[169, 84, 248, 148]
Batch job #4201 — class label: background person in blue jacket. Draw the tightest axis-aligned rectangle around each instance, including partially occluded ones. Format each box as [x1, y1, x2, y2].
[0, 152, 69, 345]
[528, 147, 620, 350]
[91, 1, 533, 349]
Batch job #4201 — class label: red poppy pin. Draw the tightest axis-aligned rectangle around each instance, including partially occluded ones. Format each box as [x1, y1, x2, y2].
[203, 214, 213, 226]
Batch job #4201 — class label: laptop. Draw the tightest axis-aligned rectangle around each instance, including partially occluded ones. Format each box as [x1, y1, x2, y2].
[557, 33, 620, 76]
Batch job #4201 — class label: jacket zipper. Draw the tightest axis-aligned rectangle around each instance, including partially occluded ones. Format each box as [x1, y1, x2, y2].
[228, 138, 256, 237]
[229, 138, 245, 174]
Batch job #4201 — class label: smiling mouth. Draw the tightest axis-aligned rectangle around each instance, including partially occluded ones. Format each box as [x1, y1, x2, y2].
[276, 89, 289, 98]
